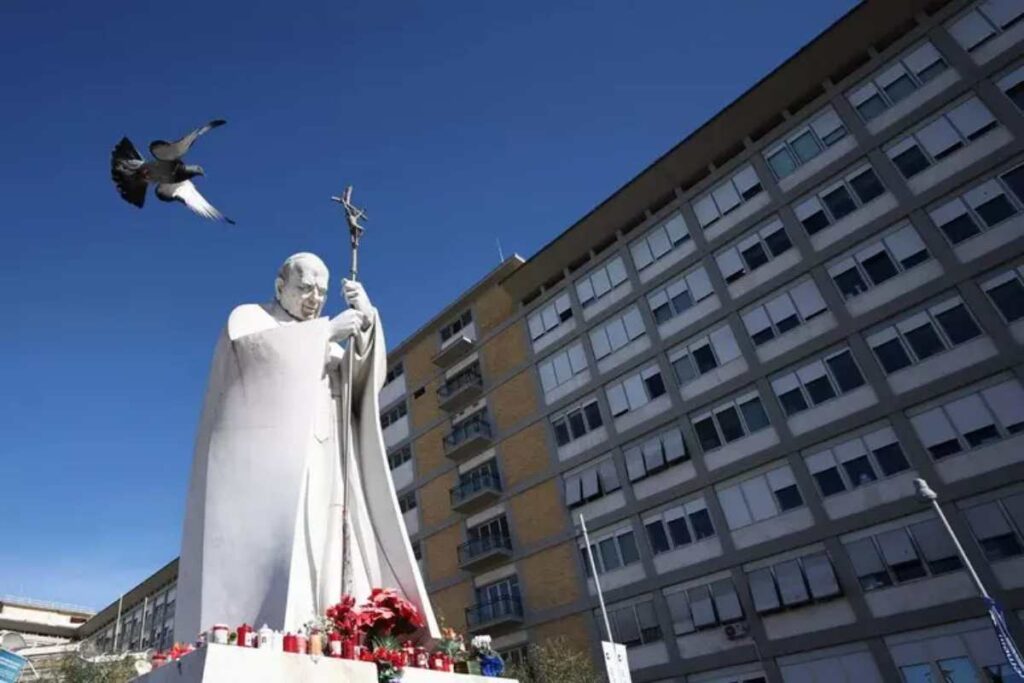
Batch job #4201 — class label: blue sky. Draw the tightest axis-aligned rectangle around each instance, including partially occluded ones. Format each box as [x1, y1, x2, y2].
[0, 0, 857, 609]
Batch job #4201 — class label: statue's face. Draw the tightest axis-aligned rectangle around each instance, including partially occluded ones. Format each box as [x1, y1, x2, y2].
[276, 258, 328, 321]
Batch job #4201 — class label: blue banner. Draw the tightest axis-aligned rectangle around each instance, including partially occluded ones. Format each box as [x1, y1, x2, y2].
[0, 649, 27, 683]
[986, 598, 1024, 678]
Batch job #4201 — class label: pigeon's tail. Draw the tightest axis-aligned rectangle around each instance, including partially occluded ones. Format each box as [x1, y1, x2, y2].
[111, 137, 147, 208]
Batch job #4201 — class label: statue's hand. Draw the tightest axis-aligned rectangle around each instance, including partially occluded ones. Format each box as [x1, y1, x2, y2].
[342, 279, 373, 316]
[330, 309, 369, 341]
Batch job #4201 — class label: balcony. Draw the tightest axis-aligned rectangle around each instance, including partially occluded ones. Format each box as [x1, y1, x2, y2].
[450, 472, 502, 514]
[433, 324, 477, 368]
[457, 534, 513, 572]
[465, 596, 524, 633]
[443, 418, 493, 462]
[437, 367, 484, 413]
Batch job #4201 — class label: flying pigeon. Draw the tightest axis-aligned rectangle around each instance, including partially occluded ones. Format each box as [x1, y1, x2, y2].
[110, 119, 234, 224]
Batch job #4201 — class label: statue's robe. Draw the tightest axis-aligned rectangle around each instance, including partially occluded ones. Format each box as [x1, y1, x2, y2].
[174, 303, 438, 641]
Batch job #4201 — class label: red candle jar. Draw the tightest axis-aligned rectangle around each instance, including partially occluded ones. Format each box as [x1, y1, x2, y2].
[296, 634, 308, 655]
[328, 632, 342, 657]
[342, 636, 356, 660]
[236, 624, 254, 647]
[283, 633, 298, 653]
[415, 647, 429, 669]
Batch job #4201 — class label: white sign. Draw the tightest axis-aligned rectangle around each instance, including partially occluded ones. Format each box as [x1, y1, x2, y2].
[602, 641, 632, 683]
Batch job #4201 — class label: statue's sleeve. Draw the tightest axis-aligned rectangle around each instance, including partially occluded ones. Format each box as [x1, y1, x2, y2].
[346, 307, 386, 401]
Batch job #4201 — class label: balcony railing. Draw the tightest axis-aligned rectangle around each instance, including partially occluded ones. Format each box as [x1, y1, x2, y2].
[450, 471, 502, 513]
[466, 596, 524, 632]
[443, 418, 493, 461]
[457, 534, 513, 570]
[437, 367, 484, 413]
[433, 328, 477, 367]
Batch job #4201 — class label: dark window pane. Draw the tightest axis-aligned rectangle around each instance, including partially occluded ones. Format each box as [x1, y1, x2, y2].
[692, 345, 718, 374]
[554, 420, 570, 446]
[645, 373, 666, 399]
[843, 456, 878, 488]
[584, 402, 603, 429]
[975, 194, 1017, 226]
[939, 214, 982, 244]
[802, 210, 831, 236]
[900, 249, 930, 269]
[646, 522, 670, 554]
[884, 74, 917, 103]
[779, 388, 809, 416]
[752, 327, 776, 346]
[929, 439, 963, 459]
[568, 411, 587, 438]
[667, 517, 692, 547]
[791, 131, 822, 162]
[892, 145, 931, 178]
[826, 351, 865, 391]
[918, 60, 947, 83]
[671, 290, 694, 313]
[741, 242, 769, 271]
[740, 183, 763, 201]
[806, 376, 837, 405]
[739, 398, 770, 432]
[775, 485, 803, 511]
[775, 314, 800, 334]
[964, 424, 1000, 448]
[1008, 82, 1024, 110]
[932, 139, 963, 160]
[694, 417, 721, 451]
[814, 468, 847, 497]
[689, 509, 715, 540]
[599, 538, 621, 572]
[716, 407, 745, 442]
[849, 169, 885, 203]
[822, 185, 857, 220]
[673, 356, 697, 384]
[904, 323, 946, 360]
[858, 94, 888, 121]
[862, 251, 899, 285]
[891, 559, 927, 582]
[989, 279, 1024, 322]
[834, 267, 869, 299]
[618, 533, 639, 565]
[822, 126, 847, 146]
[768, 148, 797, 178]
[873, 443, 910, 475]
[875, 339, 913, 374]
[981, 534, 1024, 561]
[652, 303, 672, 324]
[935, 305, 981, 344]
[764, 228, 792, 256]
[1003, 165, 1024, 203]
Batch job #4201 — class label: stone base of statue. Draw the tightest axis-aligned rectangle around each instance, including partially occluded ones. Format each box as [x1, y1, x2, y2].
[132, 645, 516, 683]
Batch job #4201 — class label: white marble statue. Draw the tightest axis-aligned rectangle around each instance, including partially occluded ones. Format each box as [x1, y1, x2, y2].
[174, 252, 439, 642]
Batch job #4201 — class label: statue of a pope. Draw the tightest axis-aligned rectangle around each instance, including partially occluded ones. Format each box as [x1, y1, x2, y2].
[174, 252, 438, 642]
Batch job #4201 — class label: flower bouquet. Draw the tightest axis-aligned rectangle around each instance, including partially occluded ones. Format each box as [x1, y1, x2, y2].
[470, 635, 505, 677]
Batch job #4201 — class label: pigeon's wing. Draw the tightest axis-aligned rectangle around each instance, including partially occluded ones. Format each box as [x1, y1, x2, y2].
[110, 137, 147, 208]
[155, 181, 235, 224]
[149, 119, 226, 161]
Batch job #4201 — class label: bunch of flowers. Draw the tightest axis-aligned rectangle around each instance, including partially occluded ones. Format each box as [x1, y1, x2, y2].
[368, 634, 407, 683]
[470, 635, 504, 677]
[357, 588, 425, 640]
[434, 626, 466, 661]
[325, 595, 361, 639]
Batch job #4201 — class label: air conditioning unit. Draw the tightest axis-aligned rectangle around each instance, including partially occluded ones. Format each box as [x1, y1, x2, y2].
[724, 622, 749, 640]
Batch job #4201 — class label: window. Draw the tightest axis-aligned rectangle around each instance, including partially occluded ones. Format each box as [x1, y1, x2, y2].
[947, 0, 1024, 53]
[589, 305, 646, 360]
[982, 265, 1024, 323]
[964, 492, 1024, 562]
[909, 376, 1024, 460]
[388, 445, 412, 470]
[645, 498, 715, 554]
[551, 399, 604, 447]
[669, 323, 742, 386]
[717, 464, 804, 530]
[440, 310, 473, 342]
[928, 164, 1024, 246]
[646, 266, 714, 325]
[742, 279, 828, 347]
[764, 106, 849, 180]
[581, 528, 640, 576]
[692, 390, 771, 452]
[847, 41, 950, 122]
[456, 459, 500, 498]
[886, 97, 1001, 179]
[868, 295, 982, 375]
[693, 164, 764, 229]
[665, 579, 743, 635]
[998, 63, 1024, 110]
[630, 211, 692, 272]
[748, 552, 841, 613]
[606, 365, 666, 417]
[576, 256, 629, 309]
[805, 425, 910, 498]
[469, 515, 510, 544]
[602, 598, 662, 648]
[844, 518, 963, 591]
[793, 163, 887, 237]
[527, 293, 573, 343]
[564, 459, 620, 508]
[398, 491, 417, 513]
[623, 425, 689, 481]
[381, 402, 407, 428]
[771, 348, 865, 417]
[538, 342, 588, 394]
[828, 223, 931, 301]
[384, 362, 404, 385]
[715, 217, 793, 285]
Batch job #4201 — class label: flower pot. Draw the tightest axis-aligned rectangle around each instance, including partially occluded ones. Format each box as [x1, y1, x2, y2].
[455, 660, 481, 675]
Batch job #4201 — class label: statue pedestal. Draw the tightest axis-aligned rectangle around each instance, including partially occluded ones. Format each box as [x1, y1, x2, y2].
[133, 645, 516, 683]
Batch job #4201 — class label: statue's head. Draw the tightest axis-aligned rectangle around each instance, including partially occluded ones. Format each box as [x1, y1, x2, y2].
[275, 252, 329, 321]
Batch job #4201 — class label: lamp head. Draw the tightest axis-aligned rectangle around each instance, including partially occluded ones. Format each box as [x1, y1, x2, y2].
[913, 478, 938, 503]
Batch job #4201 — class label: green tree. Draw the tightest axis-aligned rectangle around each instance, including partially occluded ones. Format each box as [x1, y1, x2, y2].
[50, 655, 137, 683]
[505, 636, 603, 683]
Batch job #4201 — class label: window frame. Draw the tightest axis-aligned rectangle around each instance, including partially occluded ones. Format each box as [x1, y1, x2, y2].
[771, 347, 866, 418]
[630, 211, 692, 272]
[763, 105, 849, 180]
[846, 40, 950, 123]
[551, 398, 604, 447]
[691, 390, 772, 453]
[804, 424, 910, 498]
[792, 162, 888, 237]
[827, 222, 932, 301]
[575, 255, 630, 309]
[623, 425, 690, 482]
[927, 163, 1024, 247]
[741, 277, 829, 347]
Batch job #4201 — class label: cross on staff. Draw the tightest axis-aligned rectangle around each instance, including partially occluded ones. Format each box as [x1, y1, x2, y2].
[331, 186, 367, 280]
